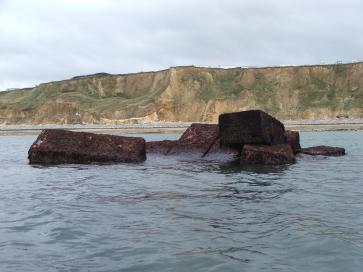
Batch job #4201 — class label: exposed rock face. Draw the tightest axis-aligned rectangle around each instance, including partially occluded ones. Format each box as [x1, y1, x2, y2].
[219, 110, 286, 146]
[301, 146, 345, 156]
[285, 130, 302, 154]
[27, 110, 347, 166]
[240, 144, 296, 165]
[146, 140, 177, 155]
[1, 62, 363, 125]
[168, 123, 219, 156]
[146, 123, 239, 161]
[204, 138, 240, 160]
[146, 113, 346, 165]
[178, 124, 219, 145]
[28, 129, 146, 164]
[144, 110, 345, 165]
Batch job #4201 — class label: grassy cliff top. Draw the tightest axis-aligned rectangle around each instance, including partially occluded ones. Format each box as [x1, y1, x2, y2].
[1, 62, 362, 124]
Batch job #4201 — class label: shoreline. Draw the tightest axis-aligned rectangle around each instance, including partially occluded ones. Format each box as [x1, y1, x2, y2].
[1, 120, 363, 135]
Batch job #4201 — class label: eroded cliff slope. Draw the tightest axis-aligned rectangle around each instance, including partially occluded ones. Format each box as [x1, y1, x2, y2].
[1, 62, 362, 124]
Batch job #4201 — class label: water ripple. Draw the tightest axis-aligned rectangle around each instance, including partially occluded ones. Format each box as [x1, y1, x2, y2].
[0, 132, 363, 271]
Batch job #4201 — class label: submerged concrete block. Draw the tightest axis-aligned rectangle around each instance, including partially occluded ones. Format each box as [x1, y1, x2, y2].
[241, 144, 296, 165]
[168, 123, 219, 156]
[219, 110, 286, 146]
[28, 129, 146, 164]
[285, 130, 302, 154]
[301, 146, 345, 156]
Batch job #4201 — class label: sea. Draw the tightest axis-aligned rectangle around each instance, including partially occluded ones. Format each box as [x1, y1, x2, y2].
[0, 131, 362, 272]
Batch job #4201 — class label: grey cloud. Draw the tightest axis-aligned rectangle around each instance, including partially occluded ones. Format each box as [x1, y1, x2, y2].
[0, 0, 362, 91]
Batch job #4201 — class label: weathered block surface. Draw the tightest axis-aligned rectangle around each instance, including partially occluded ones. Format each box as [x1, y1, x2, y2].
[203, 138, 240, 161]
[240, 144, 296, 165]
[147, 124, 239, 161]
[178, 123, 219, 146]
[146, 140, 177, 155]
[28, 129, 146, 164]
[168, 123, 219, 156]
[219, 110, 286, 146]
[285, 130, 302, 154]
[301, 146, 345, 156]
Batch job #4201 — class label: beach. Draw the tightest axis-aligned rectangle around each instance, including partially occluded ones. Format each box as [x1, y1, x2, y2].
[1, 119, 363, 135]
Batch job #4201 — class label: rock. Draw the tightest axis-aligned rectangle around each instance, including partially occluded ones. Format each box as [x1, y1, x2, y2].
[178, 123, 219, 146]
[164, 123, 239, 161]
[146, 140, 177, 155]
[240, 144, 296, 165]
[203, 138, 240, 161]
[301, 146, 345, 156]
[168, 123, 219, 156]
[28, 129, 146, 164]
[219, 110, 286, 146]
[285, 130, 302, 154]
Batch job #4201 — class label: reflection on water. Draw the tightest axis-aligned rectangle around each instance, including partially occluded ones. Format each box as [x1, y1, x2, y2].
[0, 131, 363, 272]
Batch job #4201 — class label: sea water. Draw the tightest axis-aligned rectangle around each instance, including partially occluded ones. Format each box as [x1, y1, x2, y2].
[0, 131, 362, 272]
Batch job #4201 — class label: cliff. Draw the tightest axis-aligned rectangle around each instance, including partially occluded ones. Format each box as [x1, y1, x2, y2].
[0, 62, 362, 124]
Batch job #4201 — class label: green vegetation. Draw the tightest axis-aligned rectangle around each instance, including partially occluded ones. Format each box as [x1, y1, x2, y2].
[197, 71, 245, 101]
[333, 63, 347, 75]
[0, 63, 362, 123]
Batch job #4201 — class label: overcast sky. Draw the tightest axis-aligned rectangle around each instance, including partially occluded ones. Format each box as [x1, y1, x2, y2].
[0, 0, 362, 91]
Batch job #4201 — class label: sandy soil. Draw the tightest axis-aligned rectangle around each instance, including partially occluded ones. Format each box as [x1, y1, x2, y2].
[1, 120, 363, 135]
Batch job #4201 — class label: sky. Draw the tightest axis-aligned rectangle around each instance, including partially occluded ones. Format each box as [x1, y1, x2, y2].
[0, 0, 362, 91]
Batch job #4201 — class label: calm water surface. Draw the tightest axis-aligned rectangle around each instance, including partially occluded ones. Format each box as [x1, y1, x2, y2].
[0, 131, 362, 272]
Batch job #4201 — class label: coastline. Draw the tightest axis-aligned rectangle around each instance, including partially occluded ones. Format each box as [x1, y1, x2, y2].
[1, 120, 363, 135]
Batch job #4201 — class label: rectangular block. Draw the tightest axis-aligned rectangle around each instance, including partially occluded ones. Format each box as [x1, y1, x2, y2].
[219, 110, 286, 146]
[28, 129, 146, 164]
[285, 130, 302, 154]
[168, 123, 219, 156]
[301, 146, 345, 156]
[241, 144, 296, 165]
